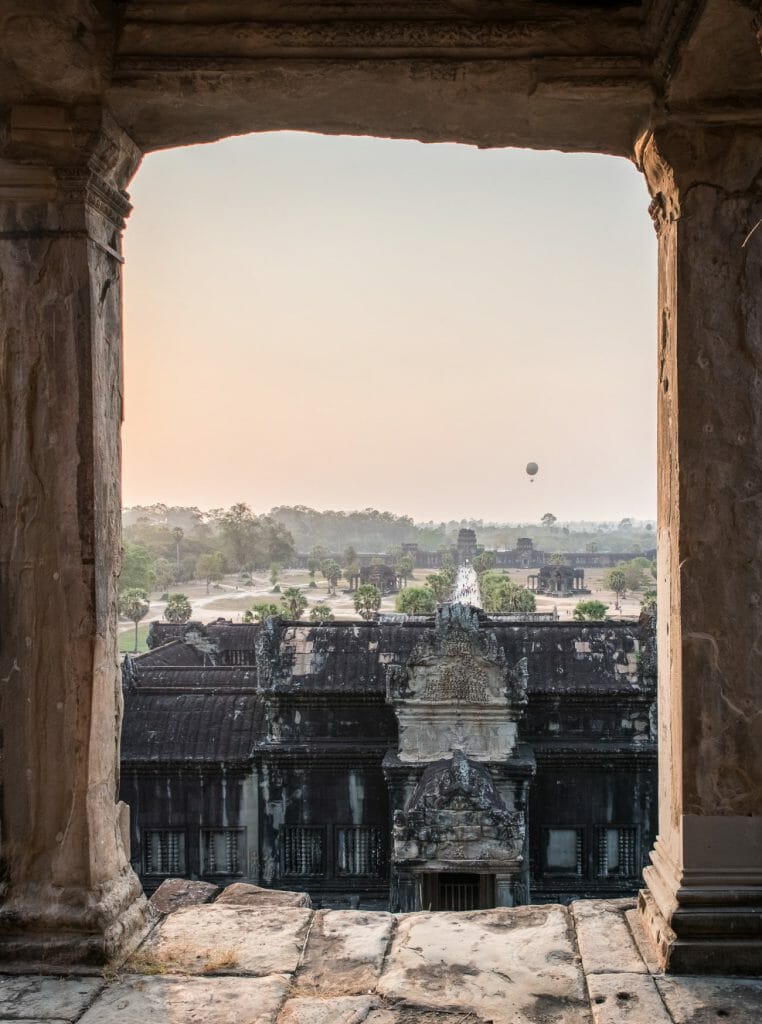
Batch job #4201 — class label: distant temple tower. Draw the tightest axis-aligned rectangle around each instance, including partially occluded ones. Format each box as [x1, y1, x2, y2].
[384, 604, 535, 911]
[456, 528, 479, 564]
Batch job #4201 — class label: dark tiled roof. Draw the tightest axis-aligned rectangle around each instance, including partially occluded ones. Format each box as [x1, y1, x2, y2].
[121, 691, 264, 763]
[260, 619, 649, 696]
[148, 620, 260, 653]
[130, 639, 204, 668]
[125, 666, 258, 692]
[121, 617, 652, 765]
[140, 617, 651, 696]
[260, 620, 420, 694]
[492, 623, 648, 694]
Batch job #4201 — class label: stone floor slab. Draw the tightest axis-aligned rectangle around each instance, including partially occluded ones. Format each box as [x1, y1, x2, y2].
[378, 905, 590, 1024]
[78, 974, 289, 1024]
[655, 975, 762, 1024]
[137, 904, 312, 976]
[0, 976, 103, 1021]
[365, 1009, 484, 1024]
[295, 911, 393, 995]
[572, 900, 647, 975]
[278, 995, 379, 1024]
[587, 972, 672, 1024]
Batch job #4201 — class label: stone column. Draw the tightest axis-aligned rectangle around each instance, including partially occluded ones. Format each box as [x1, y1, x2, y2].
[637, 125, 762, 974]
[0, 108, 153, 964]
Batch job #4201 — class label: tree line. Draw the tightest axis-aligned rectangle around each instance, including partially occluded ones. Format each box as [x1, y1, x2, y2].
[123, 503, 656, 563]
[120, 503, 296, 596]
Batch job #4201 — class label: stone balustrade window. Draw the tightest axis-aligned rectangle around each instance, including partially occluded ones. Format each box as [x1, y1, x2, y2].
[543, 827, 584, 875]
[201, 828, 245, 875]
[336, 826, 385, 877]
[282, 826, 325, 876]
[596, 827, 638, 877]
[143, 829, 186, 876]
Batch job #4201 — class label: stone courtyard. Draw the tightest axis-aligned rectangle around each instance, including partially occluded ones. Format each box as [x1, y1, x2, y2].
[2, 886, 760, 1024]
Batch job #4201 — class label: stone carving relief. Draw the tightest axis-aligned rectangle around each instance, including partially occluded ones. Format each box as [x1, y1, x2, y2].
[393, 751, 524, 867]
[387, 604, 527, 708]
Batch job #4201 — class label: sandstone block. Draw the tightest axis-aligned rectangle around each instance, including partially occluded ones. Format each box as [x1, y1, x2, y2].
[278, 995, 379, 1024]
[655, 975, 762, 1023]
[587, 972, 671, 1024]
[0, 976, 103, 1021]
[216, 882, 311, 908]
[378, 906, 588, 1024]
[571, 899, 646, 975]
[78, 975, 289, 1024]
[295, 910, 393, 995]
[150, 878, 221, 915]
[624, 908, 662, 974]
[140, 904, 312, 975]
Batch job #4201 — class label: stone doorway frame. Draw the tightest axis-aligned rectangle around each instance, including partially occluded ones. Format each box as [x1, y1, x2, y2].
[1, 4, 761, 974]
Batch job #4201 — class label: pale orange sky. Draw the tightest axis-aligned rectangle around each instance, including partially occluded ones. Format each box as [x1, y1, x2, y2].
[122, 132, 656, 523]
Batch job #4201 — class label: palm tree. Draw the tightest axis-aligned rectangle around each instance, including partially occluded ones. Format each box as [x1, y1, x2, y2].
[354, 584, 381, 620]
[120, 589, 150, 653]
[243, 603, 279, 623]
[310, 603, 334, 622]
[171, 526, 184, 568]
[280, 587, 308, 620]
[320, 559, 342, 595]
[605, 568, 628, 611]
[164, 593, 192, 624]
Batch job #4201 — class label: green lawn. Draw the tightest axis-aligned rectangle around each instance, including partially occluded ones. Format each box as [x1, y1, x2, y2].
[119, 621, 152, 655]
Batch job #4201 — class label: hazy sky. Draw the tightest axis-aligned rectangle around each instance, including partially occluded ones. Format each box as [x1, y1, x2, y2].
[122, 132, 656, 523]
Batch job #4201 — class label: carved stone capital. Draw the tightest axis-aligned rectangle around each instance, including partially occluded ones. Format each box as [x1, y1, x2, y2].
[0, 108, 140, 229]
[636, 124, 762, 235]
[635, 130, 681, 235]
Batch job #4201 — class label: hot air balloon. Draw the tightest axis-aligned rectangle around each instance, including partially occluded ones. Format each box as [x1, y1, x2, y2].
[526, 462, 539, 483]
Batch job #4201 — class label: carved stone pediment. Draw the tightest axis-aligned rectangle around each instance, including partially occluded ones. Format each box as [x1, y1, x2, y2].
[393, 750, 524, 866]
[387, 604, 527, 707]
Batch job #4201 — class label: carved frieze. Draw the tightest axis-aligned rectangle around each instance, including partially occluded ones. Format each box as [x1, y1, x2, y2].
[392, 750, 524, 867]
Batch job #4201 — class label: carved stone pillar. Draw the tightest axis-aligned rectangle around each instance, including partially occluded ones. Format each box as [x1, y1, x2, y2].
[637, 125, 762, 974]
[0, 108, 153, 964]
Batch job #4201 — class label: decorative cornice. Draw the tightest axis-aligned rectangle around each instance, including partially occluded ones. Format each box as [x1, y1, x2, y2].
[122, 761, 252, 773]
[117, 16, 645, 62]
[256, 748, 389, 766]
[531, 745, 657, 768]
[527, 691, 656, 704]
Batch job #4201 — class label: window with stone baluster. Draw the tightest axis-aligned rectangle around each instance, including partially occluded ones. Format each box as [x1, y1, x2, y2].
[281, 826, 325, 876]
[335, 826, 385, 877]
[200, 827, 246, 875]
[143, 829, 186, 876]
[595, 826, 638, 877]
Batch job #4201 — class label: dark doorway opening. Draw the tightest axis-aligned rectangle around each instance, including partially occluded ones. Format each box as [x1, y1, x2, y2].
[421, 873, 496, 911]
